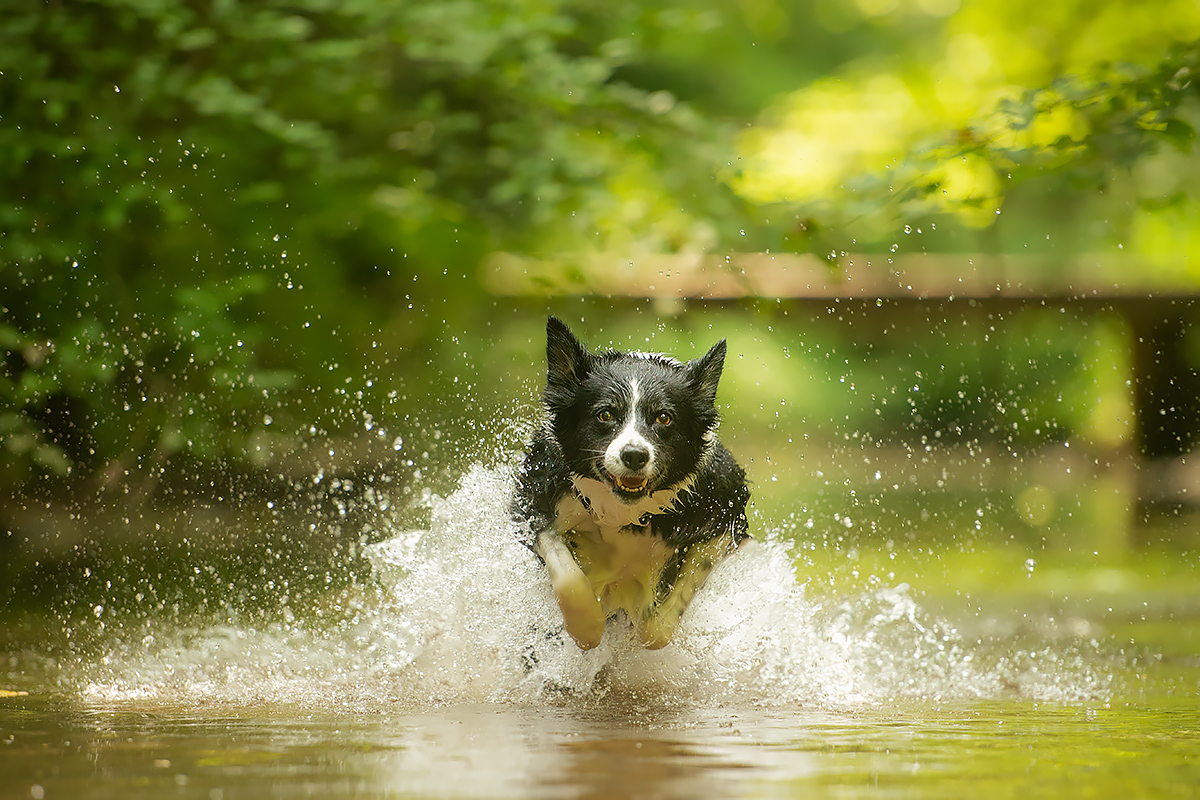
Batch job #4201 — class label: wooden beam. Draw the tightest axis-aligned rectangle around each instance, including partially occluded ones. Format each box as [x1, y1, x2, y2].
[480, 252, 1200, 299]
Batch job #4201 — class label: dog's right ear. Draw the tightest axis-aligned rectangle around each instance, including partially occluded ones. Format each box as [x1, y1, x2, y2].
[546, 316, 591, 387]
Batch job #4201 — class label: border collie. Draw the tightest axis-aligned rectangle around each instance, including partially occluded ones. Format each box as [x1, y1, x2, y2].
[514, 317, 750, 650]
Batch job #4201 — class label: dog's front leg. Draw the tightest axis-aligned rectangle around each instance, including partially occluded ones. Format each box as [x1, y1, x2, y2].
[639, 534, 746, 649]
[535, 528, 606, 650]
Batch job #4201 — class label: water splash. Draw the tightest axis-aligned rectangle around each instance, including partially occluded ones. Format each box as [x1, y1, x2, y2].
[78, 465, 1111, 710]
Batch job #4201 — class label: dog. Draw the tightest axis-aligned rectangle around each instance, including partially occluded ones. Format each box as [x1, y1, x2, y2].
[514, 317, 751, 650]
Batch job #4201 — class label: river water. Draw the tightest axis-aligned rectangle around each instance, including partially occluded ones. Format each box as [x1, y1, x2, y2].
[2, 466, 1198, 798]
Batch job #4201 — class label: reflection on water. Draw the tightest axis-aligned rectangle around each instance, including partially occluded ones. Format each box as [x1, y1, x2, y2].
[3, 696, 1198, 799]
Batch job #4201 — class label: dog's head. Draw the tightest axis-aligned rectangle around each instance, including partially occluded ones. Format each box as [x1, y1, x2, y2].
[542, 316, 726, 503]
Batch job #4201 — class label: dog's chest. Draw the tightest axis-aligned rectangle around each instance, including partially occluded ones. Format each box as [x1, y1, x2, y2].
[560, 476, 679, 530]
[553, 484, 679, 618]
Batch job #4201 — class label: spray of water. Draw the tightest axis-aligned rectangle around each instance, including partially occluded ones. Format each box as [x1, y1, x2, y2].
[77, 464, 1111, 710]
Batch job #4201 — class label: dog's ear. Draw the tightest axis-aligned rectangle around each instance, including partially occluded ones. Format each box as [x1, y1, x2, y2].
[545, 316, 591, 388]
[689, 339, 726, 406]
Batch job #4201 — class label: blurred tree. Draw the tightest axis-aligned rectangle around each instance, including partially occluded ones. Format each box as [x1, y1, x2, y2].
[734, 0, 1200, 264]
[3, 0, 1200, 499]
[0, 0, 773, 491]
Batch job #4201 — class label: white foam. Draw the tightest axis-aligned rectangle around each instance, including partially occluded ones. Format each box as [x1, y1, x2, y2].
[79, 464, 1111, 710]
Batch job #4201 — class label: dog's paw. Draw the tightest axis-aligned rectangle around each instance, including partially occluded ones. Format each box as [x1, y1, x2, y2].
[555, 575, 605, 650]
[637, 616, 677, 650]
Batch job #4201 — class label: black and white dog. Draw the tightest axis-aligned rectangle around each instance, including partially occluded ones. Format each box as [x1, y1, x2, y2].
[514, 317, 750, 650]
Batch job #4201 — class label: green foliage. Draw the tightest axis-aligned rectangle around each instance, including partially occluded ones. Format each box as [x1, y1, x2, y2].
[735, 2, 1200, 259]
[0, 0, 754, 488]
[3, 0, 1200, 496]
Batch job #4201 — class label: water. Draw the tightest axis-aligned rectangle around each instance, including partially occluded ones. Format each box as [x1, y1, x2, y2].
[4, 698, 1197, 799]
[63, 466, 1108, 709]
[3, 464, 1198, 797]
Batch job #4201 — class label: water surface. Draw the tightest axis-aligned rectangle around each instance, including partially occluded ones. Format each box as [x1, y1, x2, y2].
[2, 466, 1197, 798]
[3, 692, 1197, 799]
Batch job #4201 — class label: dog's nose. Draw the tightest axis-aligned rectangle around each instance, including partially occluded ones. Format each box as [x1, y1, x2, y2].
[620, 445, 650, 471]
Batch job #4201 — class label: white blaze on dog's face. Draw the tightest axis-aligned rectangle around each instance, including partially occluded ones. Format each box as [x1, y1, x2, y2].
[602, 378, 655, 494]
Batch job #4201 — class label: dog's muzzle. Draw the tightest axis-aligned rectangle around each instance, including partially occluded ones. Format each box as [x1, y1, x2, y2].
[610, 444, 651, 492]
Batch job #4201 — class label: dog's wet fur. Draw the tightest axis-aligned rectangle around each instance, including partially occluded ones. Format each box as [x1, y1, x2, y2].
[514, 317, 750, 650]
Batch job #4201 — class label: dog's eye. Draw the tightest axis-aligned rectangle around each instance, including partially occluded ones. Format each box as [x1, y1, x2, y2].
[655, 411, 672, 426]
[597, 409, 615, 423]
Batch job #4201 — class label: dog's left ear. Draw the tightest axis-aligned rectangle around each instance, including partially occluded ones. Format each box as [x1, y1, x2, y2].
[689, 339, 727, 406]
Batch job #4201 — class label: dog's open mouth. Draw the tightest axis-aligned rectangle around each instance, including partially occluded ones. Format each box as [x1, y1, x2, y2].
[611, 473, 649, 493]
